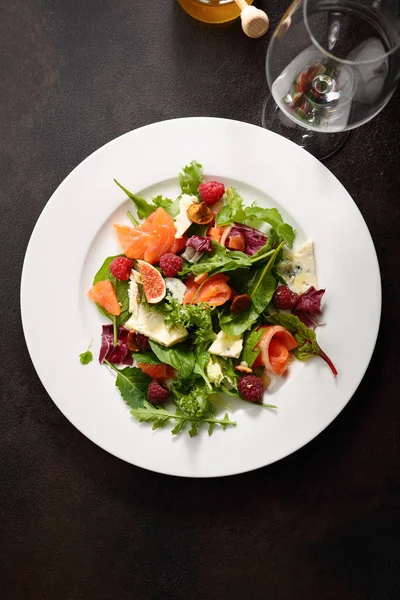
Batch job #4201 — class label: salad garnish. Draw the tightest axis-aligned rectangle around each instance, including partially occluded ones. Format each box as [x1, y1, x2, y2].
[86, 161, 337, 436]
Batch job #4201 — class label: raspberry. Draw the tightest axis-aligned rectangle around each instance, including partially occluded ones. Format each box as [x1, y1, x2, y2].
[159, 253, 183, 277]
[110, 257, 132, 281]
[147, 380, 170, 405]
[273, 285, 299, 310]
[198, 181, 225, 206]
[238, 375, 264, 403]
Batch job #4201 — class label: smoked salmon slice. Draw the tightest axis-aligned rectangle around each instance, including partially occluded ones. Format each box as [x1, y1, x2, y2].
[227, 233, 245, 252]
[169, 234, 187, 255]
[256, 325, 298, 376]
[183, 273, 232, 306]
[88, 279, 121, 316]
[114, 208, 176, 264]
[137, 363, 175, 379]
[144, 208, 175, 264]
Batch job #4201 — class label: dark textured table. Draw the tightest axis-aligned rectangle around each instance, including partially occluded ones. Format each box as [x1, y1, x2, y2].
[1, 1, 399, 599]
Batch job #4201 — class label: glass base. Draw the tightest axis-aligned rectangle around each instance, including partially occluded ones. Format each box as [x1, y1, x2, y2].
[261, 94, 349, 161]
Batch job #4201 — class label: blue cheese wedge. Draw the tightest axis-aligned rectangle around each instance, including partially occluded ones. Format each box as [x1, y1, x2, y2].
[277, 240, 317, 294]
[124, 305, 187, 347]
[165, 277, 186, 304]
[174, 194, 197, 239]
[208, 331, 243, 359]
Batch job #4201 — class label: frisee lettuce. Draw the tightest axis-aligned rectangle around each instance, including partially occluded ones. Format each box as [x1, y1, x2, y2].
[178, 160, 203, 196]
[162, 297, 216, 344]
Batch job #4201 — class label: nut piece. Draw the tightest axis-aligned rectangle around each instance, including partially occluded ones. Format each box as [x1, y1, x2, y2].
[127, 330, 139, 353]
[262, 370, 271, 390]
[234, 364, 252, 374]
[187, 202, 214, 225]
[231, 293, 251, 315]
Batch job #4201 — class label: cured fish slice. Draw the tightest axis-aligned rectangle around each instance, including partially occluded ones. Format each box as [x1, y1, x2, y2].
[227, 233, 245, 252]
[144, 208, 176, 264]
[256, 325, 298, 376]
[137, 363, 175, 379]
[113, 225, 148, 259]
[87, 279, 121, 316]
[183, 273, 232, 307]
[169, 234, 187, 255]
[114, 208, 176, 263]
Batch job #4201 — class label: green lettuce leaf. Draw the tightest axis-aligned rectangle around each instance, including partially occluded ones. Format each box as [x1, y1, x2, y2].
[243, 205, 295, 249]
[171, 379, 210, 418]
[162, 298, 216, 345]
[152, 195, 180, 218]
[180, 241, 252, 276]
[149, 341, 195, 379]
[216, 187, 246, 226]
[179, 160, 203, 196]
[218, 241, 283, 336]
[241, 328, 264, 367]
[133, 351, 161, 365]
[106, 362, 151, 408]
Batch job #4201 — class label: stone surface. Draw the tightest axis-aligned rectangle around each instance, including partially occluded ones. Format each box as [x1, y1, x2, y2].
[1, 1, 399, 599]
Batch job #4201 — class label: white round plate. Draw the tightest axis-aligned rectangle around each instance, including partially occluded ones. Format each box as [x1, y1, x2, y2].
[21, 118, 381, 477]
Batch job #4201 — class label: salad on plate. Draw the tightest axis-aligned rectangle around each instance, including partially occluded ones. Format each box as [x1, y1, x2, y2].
[85, 161, 337, 437]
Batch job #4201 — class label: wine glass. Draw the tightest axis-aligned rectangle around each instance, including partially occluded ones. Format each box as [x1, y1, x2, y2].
[263, 0, 400, 159]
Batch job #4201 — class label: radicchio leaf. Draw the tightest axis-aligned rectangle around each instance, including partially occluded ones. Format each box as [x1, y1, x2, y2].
[186, 235, 213, 253]
[292, 286, 325, 328]
[227, 223, 267, 256]
[99, 325, 133, 365]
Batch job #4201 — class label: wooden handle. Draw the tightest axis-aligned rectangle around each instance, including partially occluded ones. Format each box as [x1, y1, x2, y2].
[233, 1, 270, 39]
[234, 0, 249, 10]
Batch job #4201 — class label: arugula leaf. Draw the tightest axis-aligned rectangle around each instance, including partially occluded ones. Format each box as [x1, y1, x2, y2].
[130, 401, 236, 437]
[181, 241, 252, 276]
[162, 298, 216, 344]
[93, 256, 130, 327]
[133, 351, 161, 365]
[106, 362, 151, 408]
[114, 179, 154, 219]
[243, 205, 295, 249]
[267, 313, 338, 377]
[179, 160, 203, 196]
[152, 195, 180, 218]
[79, 340, 93, 365]
[216, 187, 246, 226]
[241, 328, 264, 367]
[149, 341, 195, 379]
